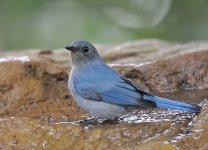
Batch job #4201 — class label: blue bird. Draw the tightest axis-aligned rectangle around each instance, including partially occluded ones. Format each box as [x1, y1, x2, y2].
[65, 40, 201, 119]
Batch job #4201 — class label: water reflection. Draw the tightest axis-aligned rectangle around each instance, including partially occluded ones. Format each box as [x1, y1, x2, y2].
[119, 109, 194, 123]
[51, 109, 196, 128]
[0, 56, 30, 63]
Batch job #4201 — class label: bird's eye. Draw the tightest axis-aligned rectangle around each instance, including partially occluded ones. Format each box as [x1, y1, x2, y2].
[82, 46, 90, 53]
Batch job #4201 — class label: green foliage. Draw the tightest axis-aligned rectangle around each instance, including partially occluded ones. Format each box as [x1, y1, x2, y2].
[0, 0, 208, 50]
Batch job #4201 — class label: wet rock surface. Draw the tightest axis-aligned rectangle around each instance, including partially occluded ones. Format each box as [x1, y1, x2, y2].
[114, 50, 208, 93]
[0, 40, 208, 150]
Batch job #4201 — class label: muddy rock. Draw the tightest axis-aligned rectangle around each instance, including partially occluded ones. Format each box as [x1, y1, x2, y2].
[114, 50, 208, 93]
[1, 39, 208, 64]
[0, 40, 208, 150]
[0, 59, 85, 120]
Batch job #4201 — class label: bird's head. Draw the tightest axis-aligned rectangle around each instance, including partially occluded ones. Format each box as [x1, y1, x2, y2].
[65, 40, 102, 66]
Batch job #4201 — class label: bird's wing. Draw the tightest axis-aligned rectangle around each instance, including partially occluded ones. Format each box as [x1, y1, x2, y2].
[74, 70, 155, 107]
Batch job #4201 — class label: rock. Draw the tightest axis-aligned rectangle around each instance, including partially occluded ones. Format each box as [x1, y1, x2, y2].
[114, 50, 208, 93]
[0, 40, 208, 149]
[0, 117, 178, 150]
[1, 39, 208, 64]
[0, 59, 85, 120]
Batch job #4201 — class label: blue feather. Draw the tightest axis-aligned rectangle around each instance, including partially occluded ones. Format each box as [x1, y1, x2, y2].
[143, 94, 201, 113]
[101, 86, 140, 105]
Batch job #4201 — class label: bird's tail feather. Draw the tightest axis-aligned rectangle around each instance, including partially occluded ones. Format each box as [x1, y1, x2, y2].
[143, 94, 201, 113]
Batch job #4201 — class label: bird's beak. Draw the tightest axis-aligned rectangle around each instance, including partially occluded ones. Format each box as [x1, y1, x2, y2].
[65, 46, 76, 52]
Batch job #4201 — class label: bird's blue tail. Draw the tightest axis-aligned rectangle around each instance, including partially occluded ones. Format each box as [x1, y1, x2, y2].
[143, 94, 201, 113]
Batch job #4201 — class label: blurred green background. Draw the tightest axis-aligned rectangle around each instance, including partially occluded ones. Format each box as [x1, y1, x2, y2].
[0, 0, 208, 50]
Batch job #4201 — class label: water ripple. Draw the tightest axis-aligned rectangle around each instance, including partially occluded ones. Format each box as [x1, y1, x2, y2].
[118, 109, 195, 123]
